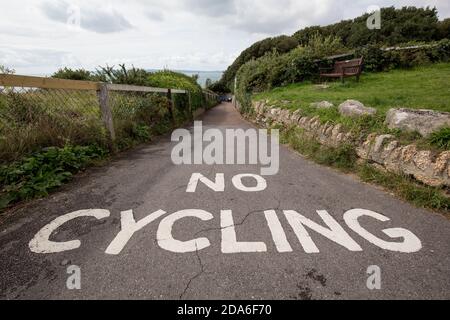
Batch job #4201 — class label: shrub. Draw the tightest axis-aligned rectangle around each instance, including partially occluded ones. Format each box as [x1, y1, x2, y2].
[0, 145, 108, 209]
[304, 33, 347, 57]
[52, 65, 154, 86]
[357, 39, 450, 72]
[223, 6, 446, 89]
[131, 124, 151, 141]
[93, 64, 151, 86]
[208, 81, 230, 94]
[221, 35, 299, 90]
[356, 45, 387, 72]
[437, 18, 450, 39]
[52, 68, 93, 81]
[147, 70, 204, 113]
[235, 35, 347, 113]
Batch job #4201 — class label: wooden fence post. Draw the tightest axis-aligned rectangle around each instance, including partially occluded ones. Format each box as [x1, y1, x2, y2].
[167, 88, 176, 125]
[187, 91, 192, 119]
[97, 83, 117, 152]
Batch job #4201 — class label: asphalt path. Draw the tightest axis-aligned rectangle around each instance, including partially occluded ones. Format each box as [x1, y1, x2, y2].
[0, 103, 449, 300]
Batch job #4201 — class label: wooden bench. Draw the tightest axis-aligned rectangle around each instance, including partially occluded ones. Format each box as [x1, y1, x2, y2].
[320, 57, 364, 83]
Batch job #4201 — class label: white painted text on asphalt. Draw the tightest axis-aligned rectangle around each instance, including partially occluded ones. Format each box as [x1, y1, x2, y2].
[29, 208, 422, 255]
[29, 173, 422, 255]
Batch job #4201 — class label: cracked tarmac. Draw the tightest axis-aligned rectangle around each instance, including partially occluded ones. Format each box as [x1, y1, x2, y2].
[0, 103, 449, 300]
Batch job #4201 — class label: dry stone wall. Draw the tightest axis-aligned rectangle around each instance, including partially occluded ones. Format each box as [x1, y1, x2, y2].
[251, 100, 450, 188]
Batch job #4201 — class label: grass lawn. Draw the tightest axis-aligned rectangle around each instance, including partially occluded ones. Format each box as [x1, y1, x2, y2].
[254, 63, 450, 151]
[254, 63, 450, 113]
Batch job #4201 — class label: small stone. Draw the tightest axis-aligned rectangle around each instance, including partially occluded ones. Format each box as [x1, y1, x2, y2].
[310, 101, 334, 109]
[413, 151, 432, 171]
[338, 100, 377, 117]
[373, 135, 394, 153]
[433, 151, 450, 175]
[371, 163, 387, 172]
[400, 145, 418, 163]
[315, 84, 330, 90]
[385, 108, 450, 137]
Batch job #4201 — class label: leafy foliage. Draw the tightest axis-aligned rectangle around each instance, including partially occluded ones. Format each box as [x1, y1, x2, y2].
[254, 62, 450, 153]
[221, 6, 449, 89]
[52, 67, 93, 81]
[438, 18, 450, 39]
[93, 64, 151, 86]
[208, 81, 231, 94]
[356, 39, 450, 72]
[293, 7, 442, 47]
[221, 35, 299, 90]
[147, 70, 204, 111]
[0, 145, 107, 209]
[0, 65, 219, 211]
[147, 70, 201, 93]
[304, 33, 347, 57]
[52, 64, 151, 85]
[235, 34, 346, 112]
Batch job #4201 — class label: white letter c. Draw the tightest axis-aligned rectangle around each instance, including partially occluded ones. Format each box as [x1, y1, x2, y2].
[29, 209, 110, 254]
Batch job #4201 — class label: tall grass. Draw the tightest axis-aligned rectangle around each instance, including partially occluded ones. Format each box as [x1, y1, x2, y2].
[255, 63, 450, 152]
[0, 90, 107, 163]
[278, 125, 450, 213]
[0, 87, 187, 211]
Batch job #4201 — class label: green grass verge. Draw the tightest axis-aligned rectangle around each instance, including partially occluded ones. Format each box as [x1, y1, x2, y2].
[278, 125, 450, 214]
[255, 63, 450, 113]
[256, 63, 450, 152]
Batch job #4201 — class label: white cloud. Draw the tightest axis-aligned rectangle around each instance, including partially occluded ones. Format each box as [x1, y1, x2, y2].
[0, 0, 448, 75]
[40, 0, 133, 33]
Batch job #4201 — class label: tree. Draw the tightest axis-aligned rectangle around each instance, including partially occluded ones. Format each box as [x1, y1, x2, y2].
[221, 6, 446, 90]
[208, 81, 231, 94]
[52, 67, 92, 81]
[438, 18, 450, 39]
[92, 64, 150, 85]
[220, 35, 299, 90]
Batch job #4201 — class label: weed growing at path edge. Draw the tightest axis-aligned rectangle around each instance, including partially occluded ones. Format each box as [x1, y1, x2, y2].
[0, 145, 108, 211]
[278, 125, 450, 213]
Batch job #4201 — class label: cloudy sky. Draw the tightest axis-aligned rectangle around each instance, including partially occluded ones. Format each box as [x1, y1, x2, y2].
[0, 0, 449, 75]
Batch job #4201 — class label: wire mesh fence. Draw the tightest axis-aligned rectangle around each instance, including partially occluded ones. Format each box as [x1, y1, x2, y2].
[107, 89, 172, 149]
[0, 74, 220, 164]
[0, 86, 105, 163]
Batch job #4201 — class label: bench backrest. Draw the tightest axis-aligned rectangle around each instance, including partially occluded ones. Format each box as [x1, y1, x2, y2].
[334, 57, 364, 74]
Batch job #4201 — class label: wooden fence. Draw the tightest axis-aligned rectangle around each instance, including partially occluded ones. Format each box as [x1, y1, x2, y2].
[0, 74, 219, 151]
